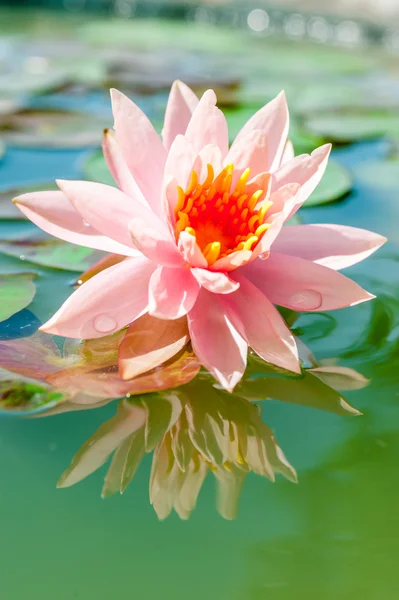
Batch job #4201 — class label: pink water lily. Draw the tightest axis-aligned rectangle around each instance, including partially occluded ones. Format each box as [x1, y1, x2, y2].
[14, 81, 386, 390]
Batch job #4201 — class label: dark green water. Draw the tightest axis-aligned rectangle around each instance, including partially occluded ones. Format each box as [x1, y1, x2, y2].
[1, 10, 399, 599]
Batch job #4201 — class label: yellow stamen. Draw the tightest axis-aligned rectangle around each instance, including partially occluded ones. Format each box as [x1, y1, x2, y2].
[248, 214, 259, 232]
[248, 189, 264, 212]
[203, 241, 221, 265]
[229, 205, 237, 216]
[177, 211, 189, 229]
[182, 195, 194, 214]
[233, 168, 251, 196]
[258, 201, 273, 223]
[255, 223, 270, 237]
[241, 208, 248, 221]
[185, 170, 198, 195]
[237, 194, 248, 210]
[224, 462, 232, 472]
[243, 235, 259, 251]
[202, 164, 214, 189]
[185, 227, 196, 237]
[175, 186, 186, 214]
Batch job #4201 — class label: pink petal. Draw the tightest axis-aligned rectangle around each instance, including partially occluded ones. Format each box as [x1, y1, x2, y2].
[119, 314, 189, 380]
[162, 80, 199, 151]
[102, 129, 147, 204]
[111, 89, 167, 214]
[281, 139, 295, 165]
[187, 289, 247, 391]
[272, 144, 331, 220]
[210, 250, 253, 272]
[57, 179, 169, 251]
[221, 274, 300, 373]
[243, 253, 375, 312]
[191, 268, 240, 294]
[230, 91, 289, 172]
[13, 191, 137, 256]
[185, 90, 229, 157]
[178, 231, 207, 268]
[272, 224, 387, 270]
[40, 256, 155, 338]
[129, 216, 184, 267]
[148, 266, 200, 319]
[252, 183, 301, 257]
[164, 134, 197, 189]
[197, 144, 223, 180]
[226, 129, 268, 183]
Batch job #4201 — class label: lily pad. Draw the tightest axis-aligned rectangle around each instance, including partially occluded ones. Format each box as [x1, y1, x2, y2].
[0, 239, 104, 272]
[304, 112, 399, 143]
[304, 159, 352, 207]
[83, 150, 114, 186]
[0, 272, 36, 323]
[0, 378, 63, 413]
[0, 109, 107, 148]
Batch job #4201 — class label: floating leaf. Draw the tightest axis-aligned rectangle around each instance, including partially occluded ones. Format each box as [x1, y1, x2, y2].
[0, 239, 104, 272]
[0, 378, 63, 413]
[0, 109, 106, 148]
[304, 112, 399, 143]
[0, 273, 36, 323]
[304, 159, 352, 207]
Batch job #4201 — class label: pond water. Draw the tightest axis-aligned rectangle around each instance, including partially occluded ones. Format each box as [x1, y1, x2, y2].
[0, 8, 399, 599]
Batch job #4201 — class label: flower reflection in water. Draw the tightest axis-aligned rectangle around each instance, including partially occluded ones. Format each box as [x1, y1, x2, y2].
[0, 313, 369, 518]
[54, 356, 367, 520]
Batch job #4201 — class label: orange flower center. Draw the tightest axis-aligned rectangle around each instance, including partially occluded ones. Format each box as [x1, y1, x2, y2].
[174, 164, 272, 265]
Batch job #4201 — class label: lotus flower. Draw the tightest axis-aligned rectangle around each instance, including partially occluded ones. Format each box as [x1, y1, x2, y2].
[14, 81, 386, 390]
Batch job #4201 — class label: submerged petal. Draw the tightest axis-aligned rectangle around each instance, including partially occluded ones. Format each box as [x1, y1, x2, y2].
[41, 256, 155, 338]
[119, 314, 189, 380]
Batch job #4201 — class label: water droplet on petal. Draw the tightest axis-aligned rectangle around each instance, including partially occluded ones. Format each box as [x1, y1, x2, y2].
[77, 279, 83, 285]
[93, 314, 117, 334]
[289, 290, 323, 310]
[83, 220, 91, 228]
[125, 393, 131, 398]
[20, 255, 25, 261]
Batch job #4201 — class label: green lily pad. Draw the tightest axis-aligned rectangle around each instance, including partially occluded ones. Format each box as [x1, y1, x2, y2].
[0, 272, 36, 322]
[304, 112, 399, 143]
[0, 109, 107, 148]
[0, 239, 104, 272]
[0, 379, 63, 413]
[304, 160, 352, 207]
[83, 151, 114, 186]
